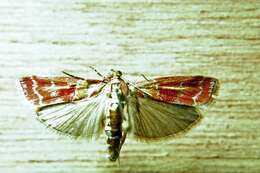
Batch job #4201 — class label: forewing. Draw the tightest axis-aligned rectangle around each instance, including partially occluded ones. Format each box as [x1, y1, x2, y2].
[36, 90, 108, 139]
[127, 96, 202, 140]
[20, 76, 103, 107]
[136, 76, 219, 106]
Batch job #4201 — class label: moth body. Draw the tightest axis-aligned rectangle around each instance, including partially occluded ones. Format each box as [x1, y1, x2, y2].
[104, 72, 130, 161]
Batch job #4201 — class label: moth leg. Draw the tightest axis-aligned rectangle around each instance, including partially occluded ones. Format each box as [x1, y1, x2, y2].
[119, 132, 127, 151]
[118, 133, 126, 165]
[121, 102, 131, 133]
[119, 104, 130, 152]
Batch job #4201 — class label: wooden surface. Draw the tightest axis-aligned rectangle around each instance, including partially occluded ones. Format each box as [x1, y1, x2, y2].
[0, 0, 260, 172]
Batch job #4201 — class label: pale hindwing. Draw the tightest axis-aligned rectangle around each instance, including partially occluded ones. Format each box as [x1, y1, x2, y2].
[127, 96, 202, 140]
[36, 91, 108, 140]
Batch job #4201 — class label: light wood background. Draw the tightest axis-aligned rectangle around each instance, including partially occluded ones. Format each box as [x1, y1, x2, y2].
[0, 0, 259, 172]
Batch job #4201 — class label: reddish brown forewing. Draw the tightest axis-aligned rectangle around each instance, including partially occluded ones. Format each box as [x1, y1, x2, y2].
[20, 76, 102, 107]
[136, 76, 219, 106]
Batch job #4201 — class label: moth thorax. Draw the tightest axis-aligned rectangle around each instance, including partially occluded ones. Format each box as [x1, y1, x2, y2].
[110, 84, 123, 106]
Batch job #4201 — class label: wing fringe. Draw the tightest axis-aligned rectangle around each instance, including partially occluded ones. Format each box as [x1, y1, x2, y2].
[202, 78, 220, 107]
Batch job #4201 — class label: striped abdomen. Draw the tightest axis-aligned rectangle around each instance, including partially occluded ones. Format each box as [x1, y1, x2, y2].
[104, 81, 124, 161]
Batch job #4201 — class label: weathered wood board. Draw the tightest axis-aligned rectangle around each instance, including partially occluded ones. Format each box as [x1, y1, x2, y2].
[0, 0, 259, 172]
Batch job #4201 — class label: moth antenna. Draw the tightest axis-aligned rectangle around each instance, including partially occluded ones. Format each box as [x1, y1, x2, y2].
[62, 71, 85, 80]
[141, 74, 150, 81]
[89, 66, 105, 78]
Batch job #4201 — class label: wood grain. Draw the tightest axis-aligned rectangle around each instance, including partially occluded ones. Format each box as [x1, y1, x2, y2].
[0, 0, 259, 172]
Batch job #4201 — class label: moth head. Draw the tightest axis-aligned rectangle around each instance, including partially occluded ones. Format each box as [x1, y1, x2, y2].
[107, 69, 122, 79]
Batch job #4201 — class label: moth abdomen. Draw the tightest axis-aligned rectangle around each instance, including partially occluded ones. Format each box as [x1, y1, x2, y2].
[104, 84, 123, 161]
[105, 109, 122, 161]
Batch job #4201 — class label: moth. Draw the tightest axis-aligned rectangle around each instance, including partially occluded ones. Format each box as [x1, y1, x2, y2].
[20, 68, 219, 161]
